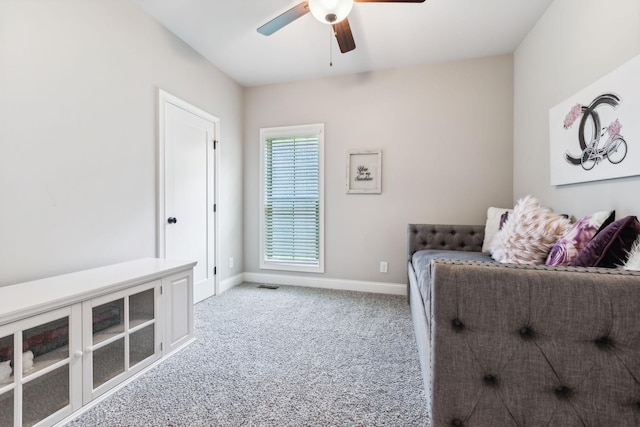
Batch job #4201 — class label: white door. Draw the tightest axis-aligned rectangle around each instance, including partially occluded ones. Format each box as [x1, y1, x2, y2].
[158, 90, 217, 303]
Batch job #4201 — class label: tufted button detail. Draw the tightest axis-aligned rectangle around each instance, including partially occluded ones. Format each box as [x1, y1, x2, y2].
[519, 326, 535, 340]
[451, 319, 464, 332]
[483, 374, 498, 387]
[595, 336, 614, 350]
[421, 240, 427, 246]
[553, 386, 573, 400]
[451, 419, 463, 427]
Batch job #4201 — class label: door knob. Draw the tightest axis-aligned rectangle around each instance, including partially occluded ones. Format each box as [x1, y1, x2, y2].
[167, 217, 177, 224]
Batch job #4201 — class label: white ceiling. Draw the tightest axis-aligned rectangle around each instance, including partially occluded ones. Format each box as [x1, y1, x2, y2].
[133, 0, 553, 87]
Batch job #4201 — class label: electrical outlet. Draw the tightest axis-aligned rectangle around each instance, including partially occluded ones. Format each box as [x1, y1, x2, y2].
[380, 261, 388, 273]
[229, 257, 234, 269]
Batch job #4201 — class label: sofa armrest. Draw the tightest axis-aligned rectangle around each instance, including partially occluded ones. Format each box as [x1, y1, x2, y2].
[407, 224, 485, 261]
[428, 259, 640, 427]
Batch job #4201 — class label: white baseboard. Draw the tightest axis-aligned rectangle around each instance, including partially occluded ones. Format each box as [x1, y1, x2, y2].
[243, 272, 406, 296]
[219, 273, 245, 294]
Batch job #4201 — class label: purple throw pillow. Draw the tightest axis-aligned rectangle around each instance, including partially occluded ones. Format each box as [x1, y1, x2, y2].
[499, 211, 510, 230]
[545, 210, 615, 266]
[570, 215, 640, 268]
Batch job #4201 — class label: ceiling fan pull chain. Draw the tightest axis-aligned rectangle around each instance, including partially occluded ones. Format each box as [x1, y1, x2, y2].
[329, 25, 333, 67]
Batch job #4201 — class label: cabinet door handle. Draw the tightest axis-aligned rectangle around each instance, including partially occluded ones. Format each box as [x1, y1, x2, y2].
[74, 351, 84, 359]
[84, 347, 93, 354]
[167, 217, 177, 224]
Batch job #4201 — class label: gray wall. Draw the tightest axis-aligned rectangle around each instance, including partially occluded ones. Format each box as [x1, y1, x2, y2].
[244, 55, 514, 285]
[514, 0, 640, 217]
[0, 0, 244, 286]
[7, 0, 592, 289]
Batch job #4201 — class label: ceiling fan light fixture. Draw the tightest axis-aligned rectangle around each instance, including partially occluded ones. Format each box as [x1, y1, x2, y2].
[308, 0, 354, 24]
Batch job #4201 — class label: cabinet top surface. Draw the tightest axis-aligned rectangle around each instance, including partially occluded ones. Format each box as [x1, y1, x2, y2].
[0, 258, 196, 326]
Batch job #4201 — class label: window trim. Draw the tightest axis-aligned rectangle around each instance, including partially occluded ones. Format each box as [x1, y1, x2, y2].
[259, 123, 325, 273]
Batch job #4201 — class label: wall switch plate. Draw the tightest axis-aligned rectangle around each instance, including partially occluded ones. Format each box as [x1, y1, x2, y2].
[229, 257, 234, 268]
[380, 261, 388, 273]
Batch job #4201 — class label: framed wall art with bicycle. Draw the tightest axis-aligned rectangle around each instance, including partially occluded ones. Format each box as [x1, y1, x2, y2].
[549, 53, 640, 186]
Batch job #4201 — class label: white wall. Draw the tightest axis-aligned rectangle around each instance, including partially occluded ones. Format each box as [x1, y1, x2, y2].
[0, 0, 244, 286]
[244, 55, 514, 285]
[514, 0, 640, 216]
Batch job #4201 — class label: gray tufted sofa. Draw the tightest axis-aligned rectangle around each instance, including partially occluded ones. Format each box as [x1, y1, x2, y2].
[407, 223, 640, 427]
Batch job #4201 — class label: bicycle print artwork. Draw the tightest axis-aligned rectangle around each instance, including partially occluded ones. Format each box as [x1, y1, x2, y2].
[562, 93, 628, 171]
[549, 53, 640, 186]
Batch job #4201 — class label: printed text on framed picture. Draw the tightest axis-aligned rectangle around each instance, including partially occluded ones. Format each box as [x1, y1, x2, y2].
[347, 150, 382, 194]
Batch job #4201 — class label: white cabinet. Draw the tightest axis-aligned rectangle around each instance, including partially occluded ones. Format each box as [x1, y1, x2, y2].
[0, 258, 196, 427]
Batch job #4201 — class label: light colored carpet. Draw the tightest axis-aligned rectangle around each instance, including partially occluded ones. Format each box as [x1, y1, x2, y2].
[68, 283, 428, 426]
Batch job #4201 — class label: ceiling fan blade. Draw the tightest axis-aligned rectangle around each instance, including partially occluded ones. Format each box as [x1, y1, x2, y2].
[257, 1, 310, 36]
[333, 18, 356, 53]
[354, 0, 425, 2]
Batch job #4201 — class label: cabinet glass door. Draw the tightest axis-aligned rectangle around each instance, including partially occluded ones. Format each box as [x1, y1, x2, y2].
[85, 282, 159, 401]
[22, 365, 69, 427]
[91, 298, 125, 389]
[0, 333, 14, 427]
[0, 305, 80, 427]
[92, 299, 124, 346]
[22, 316, 72, 427]
[129, 289, 155, 366]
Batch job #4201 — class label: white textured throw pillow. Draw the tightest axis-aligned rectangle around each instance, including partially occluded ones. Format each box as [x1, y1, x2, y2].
[490, 195, 571, 264]
[624, 238, 640, 271]
[482, 206, 513, 253]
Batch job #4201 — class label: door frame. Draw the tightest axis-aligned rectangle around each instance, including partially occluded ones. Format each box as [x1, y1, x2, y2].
[157, 89, 219, 299]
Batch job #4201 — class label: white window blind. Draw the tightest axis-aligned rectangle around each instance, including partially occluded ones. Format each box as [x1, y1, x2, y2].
[260, 124, 324, 273]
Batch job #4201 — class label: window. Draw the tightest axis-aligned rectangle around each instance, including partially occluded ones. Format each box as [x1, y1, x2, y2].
[260, 124, 324, 273]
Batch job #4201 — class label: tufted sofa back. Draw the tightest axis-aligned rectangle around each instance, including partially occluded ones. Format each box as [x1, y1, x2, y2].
[407, 224, 485, 261]
[429, 260, 640, 427]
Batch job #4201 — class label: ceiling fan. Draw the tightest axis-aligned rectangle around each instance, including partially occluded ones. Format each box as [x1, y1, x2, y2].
[257, 0, 426, 54]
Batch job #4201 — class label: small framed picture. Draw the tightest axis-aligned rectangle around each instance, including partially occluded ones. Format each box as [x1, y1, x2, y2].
[347, 150, 382, 194]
